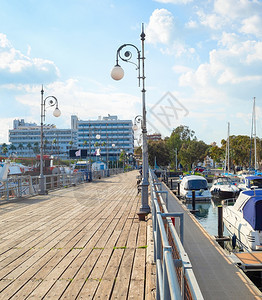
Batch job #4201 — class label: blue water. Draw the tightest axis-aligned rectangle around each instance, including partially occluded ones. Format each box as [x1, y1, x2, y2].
[185, 199, 229, 236]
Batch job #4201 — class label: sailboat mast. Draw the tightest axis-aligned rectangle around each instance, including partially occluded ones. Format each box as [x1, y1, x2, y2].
[253, 97, 257, 170]
[227, 122, 230, 172]
[224, 122, 230, 173]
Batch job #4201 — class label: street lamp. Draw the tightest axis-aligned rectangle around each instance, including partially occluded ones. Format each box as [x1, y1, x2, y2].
[111, 23, 150, 219]
[133, 115, 142, 132]
[39, 85, 61, 195]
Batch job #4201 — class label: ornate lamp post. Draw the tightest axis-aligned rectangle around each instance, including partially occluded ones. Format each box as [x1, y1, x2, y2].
[39, 85, 61, 195]
[111, 23, 150, 219]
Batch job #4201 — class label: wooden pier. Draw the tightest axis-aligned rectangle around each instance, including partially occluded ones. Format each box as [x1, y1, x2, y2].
[0, 171, 155, 299]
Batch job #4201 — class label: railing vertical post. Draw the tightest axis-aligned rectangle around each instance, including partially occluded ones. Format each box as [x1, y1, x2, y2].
[180, 214, 184, 245]
[218, 205, 223, 238]
[163, 249, 171, 300]
[192, 190, 196, 211]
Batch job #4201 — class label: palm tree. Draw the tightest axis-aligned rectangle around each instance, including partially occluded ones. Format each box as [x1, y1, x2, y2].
[44, 139, 49, 155]
[27, 143, 32, 156]
[18, 143, 24, 156]
[69, 140, 73, 149]
[33, 142, 39, 154]
[52, 139, 57, 154]
[2, 145, 8, 157]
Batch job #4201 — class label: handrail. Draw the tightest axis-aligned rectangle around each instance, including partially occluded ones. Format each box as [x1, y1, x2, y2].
[149, 168, 203, 300]
[0, 168, 125, 201]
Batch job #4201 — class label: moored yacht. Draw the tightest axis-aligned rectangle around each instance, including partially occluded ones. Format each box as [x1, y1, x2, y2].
[179, 175, 211, 201]
[210, 176, 239, 199]
[223, 189, 262, 251]
[237, 175, 262, 191]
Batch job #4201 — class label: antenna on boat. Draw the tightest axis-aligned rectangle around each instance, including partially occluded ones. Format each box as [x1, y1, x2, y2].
[251, 185, 258, 196]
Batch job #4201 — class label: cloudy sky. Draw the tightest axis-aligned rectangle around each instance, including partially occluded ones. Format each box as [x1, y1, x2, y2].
[0, 0, 262, 145]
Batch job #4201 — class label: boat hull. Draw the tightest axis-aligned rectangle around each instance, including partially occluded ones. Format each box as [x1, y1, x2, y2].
[223, 206, 262, 251]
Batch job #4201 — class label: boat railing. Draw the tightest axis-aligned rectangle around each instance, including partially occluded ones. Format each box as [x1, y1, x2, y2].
[149, 168, 203, 300]
[222, 197, 237, 206]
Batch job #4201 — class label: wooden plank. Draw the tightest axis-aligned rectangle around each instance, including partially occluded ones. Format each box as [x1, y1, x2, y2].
[59, 249, 103, 299]
[128, 248, 146, 299]
[94, 248, 125, 298]
[111, 248, 136, 299]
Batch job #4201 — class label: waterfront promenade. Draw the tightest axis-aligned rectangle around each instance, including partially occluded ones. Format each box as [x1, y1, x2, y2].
[0, 171, 155, 299]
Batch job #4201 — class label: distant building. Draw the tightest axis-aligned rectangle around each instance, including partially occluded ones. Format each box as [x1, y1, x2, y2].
[9, 119, 77, 159]
[8, 115, 134, 161]
[147, 133, 162, 141]
[76, 114, 134, 162]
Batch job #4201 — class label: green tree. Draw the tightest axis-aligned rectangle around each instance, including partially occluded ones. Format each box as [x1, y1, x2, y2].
[69, 140, 73, 149]
[209, 145, 224, 165]
[2, 144, 8, 156]
[18, 143, 24, 154]
[166, 125, 196, 169]
[178, 140, 209, 171]
[148, 140, 170, 167]
[9, 144, 16, 152]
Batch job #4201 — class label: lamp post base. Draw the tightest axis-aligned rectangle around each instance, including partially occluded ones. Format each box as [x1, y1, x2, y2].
[38, 190, 48, 195]
[137, 210, 149, 221]
[38, 176, 48, 195]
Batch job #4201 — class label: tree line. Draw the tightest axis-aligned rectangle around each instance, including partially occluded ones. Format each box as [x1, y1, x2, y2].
[143, 125, 259, 171]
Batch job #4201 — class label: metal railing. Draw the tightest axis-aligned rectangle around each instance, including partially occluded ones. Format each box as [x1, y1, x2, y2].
[150, 169, 203, 300]
[0, 168, 125, 201]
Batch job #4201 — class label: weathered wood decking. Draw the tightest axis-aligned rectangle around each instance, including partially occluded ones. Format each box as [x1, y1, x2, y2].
[0, 171, 155, 299]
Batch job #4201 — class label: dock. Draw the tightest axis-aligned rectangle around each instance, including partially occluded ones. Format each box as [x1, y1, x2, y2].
[0, 171, 155, 299]
[160, 181, 262, 299]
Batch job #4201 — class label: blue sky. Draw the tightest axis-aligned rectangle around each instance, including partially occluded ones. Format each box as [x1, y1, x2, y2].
[0, 0, 262, 145]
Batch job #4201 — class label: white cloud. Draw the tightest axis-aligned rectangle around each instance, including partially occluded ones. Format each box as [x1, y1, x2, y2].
[172, 65, 193, 73]
[185, 20, 198, 28]
[14, 80, 141, 130]
[154, 0, 193, 3]
[214, 0, 260, 19]
[240, 15, 262, 38]
[0, 118, 13, 143]
[0, 33, 59, 84]
[178, 32, 262, 108]
[146, 9, 174, 45]
[196, 10, 226, 30]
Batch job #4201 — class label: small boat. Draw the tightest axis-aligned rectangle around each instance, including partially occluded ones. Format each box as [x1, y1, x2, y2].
[179, 175, 211, 201]
[237, 175, 262, 191]
[223, 189, 262, 251]
[210, 176, 239, 199]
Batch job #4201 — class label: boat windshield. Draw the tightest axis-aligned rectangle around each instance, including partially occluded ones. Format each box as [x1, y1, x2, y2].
[217, 178, 232, 185]
[185, 180, 208, 190]
[250, 179, 262, 188]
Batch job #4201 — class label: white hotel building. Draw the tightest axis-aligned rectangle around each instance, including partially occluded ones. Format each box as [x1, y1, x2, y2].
[8, 115, 134, 161]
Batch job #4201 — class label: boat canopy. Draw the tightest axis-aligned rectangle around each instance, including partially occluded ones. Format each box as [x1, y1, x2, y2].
[184, 178, 208, 190]
[243, 196, 262, 230]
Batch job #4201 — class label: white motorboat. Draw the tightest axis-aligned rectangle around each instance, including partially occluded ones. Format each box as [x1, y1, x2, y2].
[237, 175, 262, 191]
[179, 175, 211, 201]
[223, 189, 262, 251]
[210, 176, 239, 199]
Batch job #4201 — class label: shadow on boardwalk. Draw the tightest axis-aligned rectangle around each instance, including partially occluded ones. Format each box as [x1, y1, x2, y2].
[0, 170, 155, 299]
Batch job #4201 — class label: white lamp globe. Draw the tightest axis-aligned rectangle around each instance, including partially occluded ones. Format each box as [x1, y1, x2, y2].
[53, 108, 61, 117]
[111, 65, 124, 80]
[96, 134, 101, 139]
[133, 124, 138, 131]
